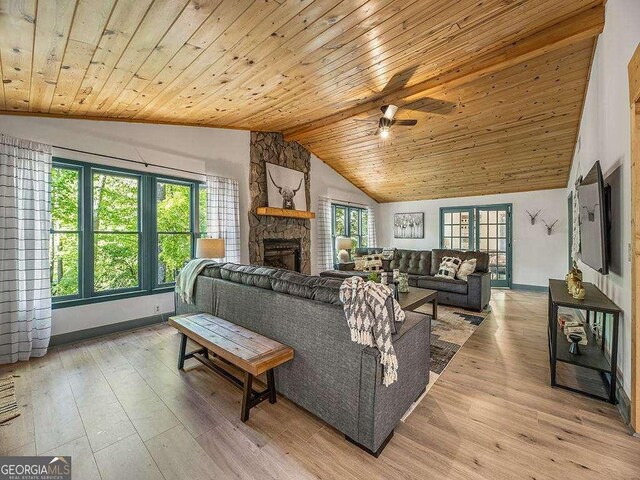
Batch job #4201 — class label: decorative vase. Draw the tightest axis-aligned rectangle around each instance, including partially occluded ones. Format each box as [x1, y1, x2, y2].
[398, 273, 409, 293]
[568, 334, 582, 355]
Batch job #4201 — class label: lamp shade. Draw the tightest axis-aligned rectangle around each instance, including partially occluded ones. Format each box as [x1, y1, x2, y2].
[335, 236, 352, 251]
[196, 238, 225, 259]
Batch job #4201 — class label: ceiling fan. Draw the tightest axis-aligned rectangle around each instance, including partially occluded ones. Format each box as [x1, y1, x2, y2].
[355, 105, 418, 139]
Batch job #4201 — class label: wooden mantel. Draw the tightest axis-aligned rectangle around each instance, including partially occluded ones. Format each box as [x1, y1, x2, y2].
[256, 207, 315, 219]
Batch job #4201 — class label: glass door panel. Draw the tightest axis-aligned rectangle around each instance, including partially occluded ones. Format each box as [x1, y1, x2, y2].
[440, 207, 474, 251]
[476, 205, 511, 287]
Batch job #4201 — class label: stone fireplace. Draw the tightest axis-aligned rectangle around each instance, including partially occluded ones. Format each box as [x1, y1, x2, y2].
[263, 238, 301, 272]
[249, 132, 312, 274]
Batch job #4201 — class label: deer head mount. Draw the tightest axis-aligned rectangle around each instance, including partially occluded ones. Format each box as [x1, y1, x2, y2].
[526, 209, 541, 225]
[582, 204, 599, 222]
[268, 170, 303, 210]
[542, 219, 558, 235]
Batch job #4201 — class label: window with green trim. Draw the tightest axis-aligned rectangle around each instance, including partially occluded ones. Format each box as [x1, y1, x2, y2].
[331, 204, 368, 261]
[50, 159, 203, 307]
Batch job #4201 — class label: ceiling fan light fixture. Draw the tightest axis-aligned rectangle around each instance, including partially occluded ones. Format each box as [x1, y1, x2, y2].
[379, 117, 392, 139]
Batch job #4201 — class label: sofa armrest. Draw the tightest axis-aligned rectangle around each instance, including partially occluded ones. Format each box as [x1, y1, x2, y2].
[337, 262, 355, 271]
[356, 311, 430, 453]
[467, 272, 491, 311]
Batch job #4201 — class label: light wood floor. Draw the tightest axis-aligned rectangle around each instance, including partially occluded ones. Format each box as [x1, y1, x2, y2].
[1, 290, 638, 480]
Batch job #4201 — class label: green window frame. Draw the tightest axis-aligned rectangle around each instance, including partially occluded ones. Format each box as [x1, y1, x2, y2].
[50, 158, 203, 309]
[331, 203, 369, 263]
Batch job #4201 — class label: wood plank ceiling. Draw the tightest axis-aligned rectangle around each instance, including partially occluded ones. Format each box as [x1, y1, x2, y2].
[0, 0, 604, 202]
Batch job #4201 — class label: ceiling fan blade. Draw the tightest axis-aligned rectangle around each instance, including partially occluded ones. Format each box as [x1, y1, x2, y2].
[392, 119, 418, 126]
[381, 104, 398, 120]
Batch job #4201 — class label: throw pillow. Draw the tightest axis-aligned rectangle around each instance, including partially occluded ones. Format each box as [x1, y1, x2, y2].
[435, 256, 462, 280]
[381, 248, 395, 260]
[457, 258, 477, 281]
[363, 254, 383, 272]
[353, 256, 366, 271]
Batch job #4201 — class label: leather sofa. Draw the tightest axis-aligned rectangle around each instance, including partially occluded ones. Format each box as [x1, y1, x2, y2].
[176, 263, 430, 456]
[321, 248, 491, 311]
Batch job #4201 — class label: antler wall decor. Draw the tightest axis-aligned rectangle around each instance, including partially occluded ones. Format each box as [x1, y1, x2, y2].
[582, 203, 599, 222]
[526, 209, 541, 225]
[542, 219, 558, 235]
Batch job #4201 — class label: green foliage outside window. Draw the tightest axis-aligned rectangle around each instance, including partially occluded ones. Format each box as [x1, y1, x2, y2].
[50, 160, 201, 303]
[157, 182, 192, 284]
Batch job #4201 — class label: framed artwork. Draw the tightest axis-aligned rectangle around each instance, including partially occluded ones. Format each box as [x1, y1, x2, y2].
[266, 163, 307, 211]
[394, 212, 424, 238]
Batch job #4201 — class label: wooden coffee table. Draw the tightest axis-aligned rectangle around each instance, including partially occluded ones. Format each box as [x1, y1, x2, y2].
[397, 287, 438, 319]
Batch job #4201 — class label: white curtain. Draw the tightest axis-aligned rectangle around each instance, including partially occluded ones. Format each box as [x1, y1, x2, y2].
[317, 196, 334, 272]
[367, 206, 378, 248]
[206, 175, 240, 263]
[0, 134, 52, 364]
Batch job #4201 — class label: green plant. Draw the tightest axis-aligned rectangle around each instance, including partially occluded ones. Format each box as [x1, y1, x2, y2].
[367, 271, 380, 283]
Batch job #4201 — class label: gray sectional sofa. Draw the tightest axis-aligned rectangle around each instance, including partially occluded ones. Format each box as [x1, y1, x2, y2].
[321, 248, 491, 311]
[175, 263, 431, 456]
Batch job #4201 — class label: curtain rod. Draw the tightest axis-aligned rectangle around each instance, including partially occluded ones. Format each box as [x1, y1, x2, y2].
[332, 198, 368, 208]
[52, 145, 205, 177]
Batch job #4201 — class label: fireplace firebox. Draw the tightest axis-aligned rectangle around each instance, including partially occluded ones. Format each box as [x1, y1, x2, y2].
[263, 239, 301, 272]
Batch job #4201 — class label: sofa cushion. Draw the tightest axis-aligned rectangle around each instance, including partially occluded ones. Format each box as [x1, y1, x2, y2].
[390, 249, 431, 276]
[270, 269, 343, 305]
[434, 256, 462, 280]
[430, 249, 489, 275]
[200, 262, 227, 278]
[220, 263, 276, 289]
[417, 275, 468, 294]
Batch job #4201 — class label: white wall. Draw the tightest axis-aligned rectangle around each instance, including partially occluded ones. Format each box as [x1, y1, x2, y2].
[378, 188, 569, 287]
[309, 154, 379, 275]
[567, 0, 640, 396]
[0, 115, 250, 335]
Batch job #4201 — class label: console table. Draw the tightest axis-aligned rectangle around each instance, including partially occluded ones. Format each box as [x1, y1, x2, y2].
[547, 279, 621, 403]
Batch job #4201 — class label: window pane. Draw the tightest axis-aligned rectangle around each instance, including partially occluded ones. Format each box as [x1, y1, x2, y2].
[350, 209, 359, 236]
[50, 232, 79, 296]
[51, 167, 79, 230]
[199, 185, 207, 234]
[351, 237, 359, 250]
[444, 212, 452, 224]
[158, 234, 192, 284]
[94, 233, 139, 291]
[334, 207, 346, 236]
[93, 172, 138, 232]
[157, 182, 191, 232]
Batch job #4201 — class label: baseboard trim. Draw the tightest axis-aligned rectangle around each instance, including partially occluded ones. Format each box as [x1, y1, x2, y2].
[511, 283, 547, 292]
[49, 312, 173, 347]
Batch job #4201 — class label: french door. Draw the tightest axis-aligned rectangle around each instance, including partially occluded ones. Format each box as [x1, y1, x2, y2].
[440, 204, 512, 287]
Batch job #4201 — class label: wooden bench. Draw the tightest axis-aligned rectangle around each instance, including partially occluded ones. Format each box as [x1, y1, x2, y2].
[169, 313, 294, 422]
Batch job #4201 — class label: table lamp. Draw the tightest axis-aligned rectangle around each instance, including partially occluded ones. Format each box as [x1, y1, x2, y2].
[196, 238, 225, 259]
[335, 236, 352, 263]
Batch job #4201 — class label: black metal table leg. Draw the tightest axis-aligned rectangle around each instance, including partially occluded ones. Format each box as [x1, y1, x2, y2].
[609, 313, 619, 404]
[267, 369, 276, 404]
[178, 333, 188, 370]
[432, 298, 438, 320]
[550, 303, 558, 387]
[241, 372, 254, 422]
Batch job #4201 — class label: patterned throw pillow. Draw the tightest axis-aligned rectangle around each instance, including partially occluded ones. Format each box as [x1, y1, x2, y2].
[363, 254, 383, 272]
[435, 256, 462, 279]
[381, 248, 395, 260]
[456, 258, 477, 281]
[353, 256, 367, 271]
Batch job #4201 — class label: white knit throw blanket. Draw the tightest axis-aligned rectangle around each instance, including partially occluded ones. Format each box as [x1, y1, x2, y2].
[339, 277, 406, 386]
[175, 259, 219, 304]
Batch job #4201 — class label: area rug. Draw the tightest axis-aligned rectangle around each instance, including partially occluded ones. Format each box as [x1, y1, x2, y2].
[0, 376, 20, 424]
[401, 304, 490, 420]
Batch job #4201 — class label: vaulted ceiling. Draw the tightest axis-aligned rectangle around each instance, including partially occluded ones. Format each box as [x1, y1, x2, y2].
[0, 0, 604, 202]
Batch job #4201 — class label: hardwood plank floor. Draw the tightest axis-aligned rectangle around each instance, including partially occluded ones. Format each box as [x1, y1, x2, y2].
[1, 290, 638, 479]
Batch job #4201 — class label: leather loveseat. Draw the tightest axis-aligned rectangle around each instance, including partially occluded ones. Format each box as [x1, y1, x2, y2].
[321, 248, 491, 311]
